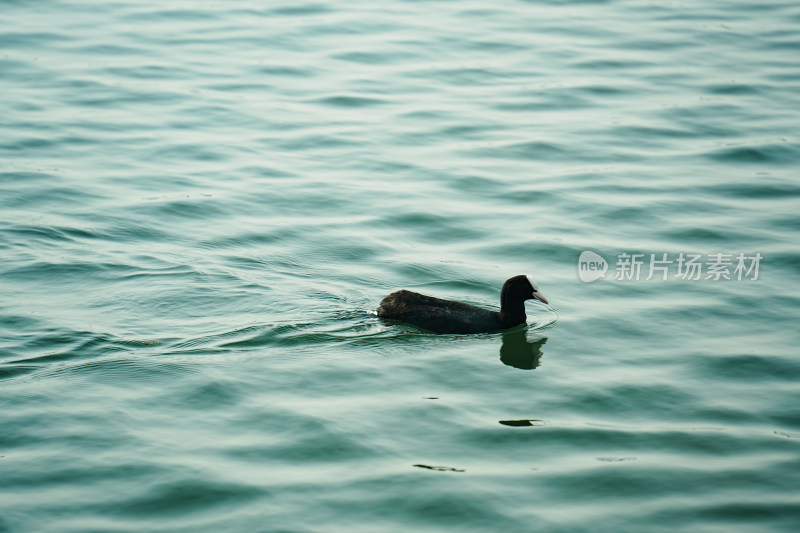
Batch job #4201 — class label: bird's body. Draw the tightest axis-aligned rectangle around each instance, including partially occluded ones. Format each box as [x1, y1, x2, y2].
[377, 290, 507, 334]
[377, 275, 548, 334]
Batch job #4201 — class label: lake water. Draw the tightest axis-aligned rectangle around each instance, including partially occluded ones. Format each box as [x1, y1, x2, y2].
[2, 1, 799, 531]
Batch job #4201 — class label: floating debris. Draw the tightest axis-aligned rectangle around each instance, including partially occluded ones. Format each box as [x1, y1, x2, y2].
[413, 464, 465, 472]
[499, 419, 545, 427]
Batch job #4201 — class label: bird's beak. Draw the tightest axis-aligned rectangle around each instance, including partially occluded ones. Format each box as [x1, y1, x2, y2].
[533, 291, 549, 305]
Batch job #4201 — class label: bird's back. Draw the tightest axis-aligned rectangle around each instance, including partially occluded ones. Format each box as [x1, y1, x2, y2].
[377, 290, 503, 334]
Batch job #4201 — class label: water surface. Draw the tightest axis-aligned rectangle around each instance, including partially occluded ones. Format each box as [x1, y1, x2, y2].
[2, 1, 800, 531]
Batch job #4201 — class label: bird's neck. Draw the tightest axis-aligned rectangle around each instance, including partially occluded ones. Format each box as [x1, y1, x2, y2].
[499, 296, 527, 327]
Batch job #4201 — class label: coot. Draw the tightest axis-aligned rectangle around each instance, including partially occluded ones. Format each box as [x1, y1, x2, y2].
[377, 275, 549, 334]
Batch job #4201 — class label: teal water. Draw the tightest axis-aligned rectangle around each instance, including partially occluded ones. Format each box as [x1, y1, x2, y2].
[2, 0, 800, 531]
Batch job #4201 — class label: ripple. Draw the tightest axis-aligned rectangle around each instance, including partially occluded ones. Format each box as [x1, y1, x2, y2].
[269, 4, 333, 17]
[705, 141, 799, 164]
[2, 223, 99, 244]
[697, 181, 800, 199]
[314, 95, 389, 108]
[114, 480, 266, 517]
[697, 354, 800, 381]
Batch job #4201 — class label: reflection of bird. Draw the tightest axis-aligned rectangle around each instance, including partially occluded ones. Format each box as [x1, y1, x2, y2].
[500, 331, 547, 370]
[377, 275, 549, 334]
